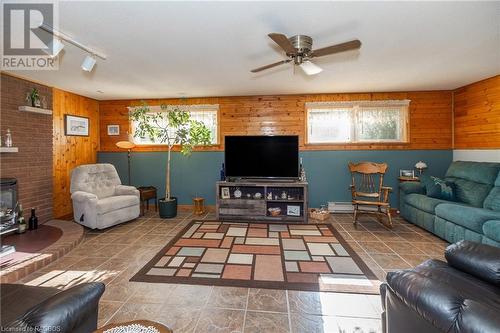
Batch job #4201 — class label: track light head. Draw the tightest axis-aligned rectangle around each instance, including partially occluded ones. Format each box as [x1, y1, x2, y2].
[81, 54, 97, 72]
[44, 38, 64, 58]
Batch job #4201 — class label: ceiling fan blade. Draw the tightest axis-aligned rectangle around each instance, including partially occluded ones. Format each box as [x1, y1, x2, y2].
[268, 33, 296, 54]
[299, 61, 323, 75]
[250, 60, 291, 73]
[311, 39, 361, 58]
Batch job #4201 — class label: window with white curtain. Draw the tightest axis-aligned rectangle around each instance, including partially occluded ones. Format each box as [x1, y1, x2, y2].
[130, 104, 218, 145]
[306, 100, 410, 144]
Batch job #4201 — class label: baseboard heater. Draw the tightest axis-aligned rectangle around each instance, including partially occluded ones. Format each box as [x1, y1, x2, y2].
[328, 202, 379, 213]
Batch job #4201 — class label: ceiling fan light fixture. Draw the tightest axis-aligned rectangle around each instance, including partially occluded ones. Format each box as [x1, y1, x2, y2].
[299, 61, 323, 75]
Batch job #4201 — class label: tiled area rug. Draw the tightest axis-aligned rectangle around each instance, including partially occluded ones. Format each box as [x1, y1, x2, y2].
[131, 220, 380, 294]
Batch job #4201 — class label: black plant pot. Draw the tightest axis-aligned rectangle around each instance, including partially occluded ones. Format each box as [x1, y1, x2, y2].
[158, 197, 177, 218]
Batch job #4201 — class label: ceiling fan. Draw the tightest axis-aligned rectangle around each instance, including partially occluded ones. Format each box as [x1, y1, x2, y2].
[251, 33, 361, 75]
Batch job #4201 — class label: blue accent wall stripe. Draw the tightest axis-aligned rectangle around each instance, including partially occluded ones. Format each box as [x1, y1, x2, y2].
[98, 150, 452, 208]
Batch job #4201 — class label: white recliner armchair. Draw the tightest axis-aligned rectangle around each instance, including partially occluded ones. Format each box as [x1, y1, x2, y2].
[70, 163, 140, 229]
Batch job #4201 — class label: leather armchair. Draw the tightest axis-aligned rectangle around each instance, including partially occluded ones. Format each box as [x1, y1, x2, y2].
[380, 240, 500, 333]
[70, 163, 140, 229]
[2, 282, 105, 333]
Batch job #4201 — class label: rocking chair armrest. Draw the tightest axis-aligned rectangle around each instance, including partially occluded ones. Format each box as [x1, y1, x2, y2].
[381, 186, 393, 192]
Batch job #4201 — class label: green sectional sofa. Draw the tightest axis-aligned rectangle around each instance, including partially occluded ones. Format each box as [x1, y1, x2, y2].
[400, 161, 500, 247]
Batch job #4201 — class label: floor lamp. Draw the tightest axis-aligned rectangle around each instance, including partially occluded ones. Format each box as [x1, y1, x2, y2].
[115, 141, 136, 185]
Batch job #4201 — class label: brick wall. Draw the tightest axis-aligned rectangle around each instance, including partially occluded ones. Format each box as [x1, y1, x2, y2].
[1, 73, 53, 223]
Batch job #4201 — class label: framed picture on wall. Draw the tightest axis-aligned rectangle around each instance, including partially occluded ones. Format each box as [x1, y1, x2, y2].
[64, 115, 89, 136]
[107, 125, 120, 136]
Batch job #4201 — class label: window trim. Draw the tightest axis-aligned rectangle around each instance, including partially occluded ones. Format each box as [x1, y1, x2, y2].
[305, 100, 410, 145]
[127, 104, 220, 146]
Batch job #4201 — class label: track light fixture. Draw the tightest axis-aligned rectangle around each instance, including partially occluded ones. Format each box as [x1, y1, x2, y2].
[43, 38, 64, 58]
[81, 54, 97, 72]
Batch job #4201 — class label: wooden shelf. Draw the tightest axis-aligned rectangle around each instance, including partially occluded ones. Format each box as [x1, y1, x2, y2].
[18, 106, 52, 115]
[0, 147, 19, 153]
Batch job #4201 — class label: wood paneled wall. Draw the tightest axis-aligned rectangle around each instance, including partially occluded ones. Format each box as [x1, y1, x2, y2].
[99, 91, 452, 151]
[53, 88, 100, 218]
[453, 75, 500, 149]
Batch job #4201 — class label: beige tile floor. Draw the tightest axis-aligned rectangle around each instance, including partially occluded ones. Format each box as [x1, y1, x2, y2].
[11, 211, 448, 333]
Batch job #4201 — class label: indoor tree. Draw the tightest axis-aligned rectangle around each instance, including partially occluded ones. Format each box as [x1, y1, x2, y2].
[130, 102, 212, 217]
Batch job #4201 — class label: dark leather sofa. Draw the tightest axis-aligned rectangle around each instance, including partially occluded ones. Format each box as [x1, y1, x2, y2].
[1, 282, 105, 333]
[380, 241, 500, 333]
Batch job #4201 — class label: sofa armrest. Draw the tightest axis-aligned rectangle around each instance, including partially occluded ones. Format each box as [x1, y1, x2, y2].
[115, 184, 140, 197]
[4, 282, 105, 333]
[386, 270, 500, 332]
[399, 182, 425, 195]
[71, 190, 98, 202]
[445, 240, 500, 287]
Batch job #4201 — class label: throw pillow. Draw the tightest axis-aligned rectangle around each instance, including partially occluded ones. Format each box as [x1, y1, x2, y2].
[421, 175, 456, 201]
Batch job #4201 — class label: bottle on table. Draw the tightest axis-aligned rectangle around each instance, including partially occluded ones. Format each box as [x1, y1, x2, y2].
[28, 208, 38, 230]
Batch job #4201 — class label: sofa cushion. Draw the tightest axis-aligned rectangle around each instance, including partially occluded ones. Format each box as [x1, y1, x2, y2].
[483, 220, 500, 243]
[399, 182, 425, 195]
[445, 161, 500, 207]
[445, 240, 500, 287]
[484, 173, 500, 211]
[404, 193, 449, 214]
[97, 195, 139, 215]
[435, 203, 500, 234]
[420, 175, 456, 201]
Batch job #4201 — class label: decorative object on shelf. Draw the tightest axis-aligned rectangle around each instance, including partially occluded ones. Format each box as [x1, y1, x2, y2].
[287, 195, 294, 200]
[28, 208, 38, 230]
[130, 102, 211, 218]
[193, 197, 205, 216]
[115, 140, 136, 185]
[281, 191, 287, 199]
[253, 192, 262, 199]
[309, 208, 330, 221]
[246, 193, 251, 198]
[107, 124, 120, 136]
[399, 169, 415, 178]
[287, 205, 301, 216]
[233, 188, 242, 198]
[220, 163, 225, 181]
[268, 207, 281, 216]
[26, 88, 41, 107]
[4, 129, 13, 147]
[274, 195, 279, 200]
[16, 204, 26, 234]
[299, 157, 307, 181]
[40, 96, 48, 109]
[415, 161, 428, 175]
[267, 192, 273, 200]
[64, 114, 89, 136]
[221, 187, 230, 199]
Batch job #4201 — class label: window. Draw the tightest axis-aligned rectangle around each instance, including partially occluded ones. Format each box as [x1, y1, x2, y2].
[306, 100, 409, 144]
[130, 104, 218, 145]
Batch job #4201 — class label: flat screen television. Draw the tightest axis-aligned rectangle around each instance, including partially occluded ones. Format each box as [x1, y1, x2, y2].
[224, 135, 299, 179]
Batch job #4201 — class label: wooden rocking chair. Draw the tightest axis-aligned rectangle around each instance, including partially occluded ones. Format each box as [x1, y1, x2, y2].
[348, 161, 393, 228]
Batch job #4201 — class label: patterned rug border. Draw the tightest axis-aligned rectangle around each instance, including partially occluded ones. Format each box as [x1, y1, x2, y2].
[130, 220, 380, 294]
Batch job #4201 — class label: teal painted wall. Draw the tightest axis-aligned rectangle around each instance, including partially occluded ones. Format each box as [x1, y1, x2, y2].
[98, 150, 453, 208]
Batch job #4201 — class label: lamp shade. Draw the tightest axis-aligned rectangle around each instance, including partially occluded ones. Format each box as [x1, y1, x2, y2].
[116, 141, 135, 149]
[415, 161, 428, 169]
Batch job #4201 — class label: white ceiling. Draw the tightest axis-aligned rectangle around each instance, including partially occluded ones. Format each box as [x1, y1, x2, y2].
[7, 1, 500, 100]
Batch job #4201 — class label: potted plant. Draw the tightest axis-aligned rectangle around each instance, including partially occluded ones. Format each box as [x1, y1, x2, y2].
[26, 88, 41, 107]
[130, 102, 212, 218]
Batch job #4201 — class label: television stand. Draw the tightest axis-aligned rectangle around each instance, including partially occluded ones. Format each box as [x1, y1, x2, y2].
[216, 181, 308, 223]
